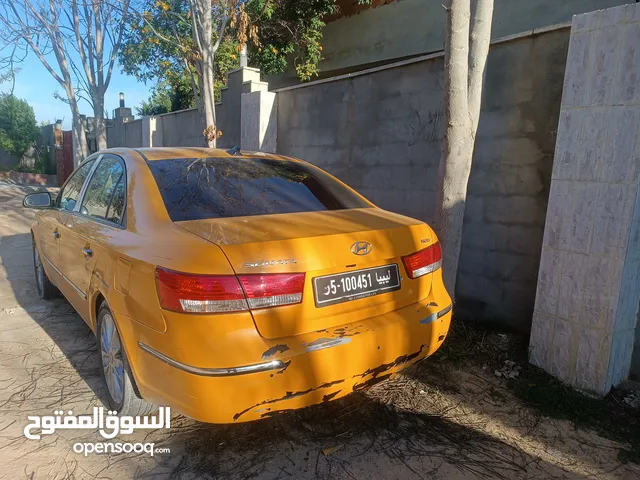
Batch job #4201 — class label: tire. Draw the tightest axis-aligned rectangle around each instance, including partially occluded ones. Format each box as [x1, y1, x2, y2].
[33, 240, 59, 300]
[97, 302, 156, 416]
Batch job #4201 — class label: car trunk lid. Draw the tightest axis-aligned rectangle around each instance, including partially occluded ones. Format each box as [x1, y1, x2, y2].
[177, 208, 438, 339]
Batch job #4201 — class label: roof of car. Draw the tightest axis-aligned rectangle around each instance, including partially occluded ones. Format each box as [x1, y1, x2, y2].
[108, 147, 291, 162]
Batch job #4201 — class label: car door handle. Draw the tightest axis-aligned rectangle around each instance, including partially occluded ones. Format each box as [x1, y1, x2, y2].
[82, 248, 93, 257]
[52, 231, 60, 239]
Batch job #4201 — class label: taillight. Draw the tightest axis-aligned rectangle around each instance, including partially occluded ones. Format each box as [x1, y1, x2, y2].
[238, 273, 305, 309]
[402, 243, 442, 279]
[155, 268, 248, 313]
[155, 268, 305, 313]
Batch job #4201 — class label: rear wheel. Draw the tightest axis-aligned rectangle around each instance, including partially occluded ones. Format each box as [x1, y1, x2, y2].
[97, 302, 156, 416]
[33, 240, 59, 300]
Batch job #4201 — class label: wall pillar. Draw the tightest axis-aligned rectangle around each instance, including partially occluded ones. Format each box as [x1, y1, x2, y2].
[53, 124, 65, 186]
[241, 90, 277, 152]
[141, 116, 163, 147]
[529, 4, 640, 395]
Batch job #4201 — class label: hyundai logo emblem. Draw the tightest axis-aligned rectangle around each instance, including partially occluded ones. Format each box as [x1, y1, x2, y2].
[350, 241, 372, 256]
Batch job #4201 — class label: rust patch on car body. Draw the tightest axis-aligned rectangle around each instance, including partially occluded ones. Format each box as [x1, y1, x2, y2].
[322, 390, 342, 402]
[332, 324, 366, 338]
[260, 408, 296, 419]
[275, 360, 291, 374]
[351, 344, 426, 391]
[353, 373, 393, 391]
[354, 344, 425, 378]
[233, 379, 345, 421]
[261, 344, 290, 359]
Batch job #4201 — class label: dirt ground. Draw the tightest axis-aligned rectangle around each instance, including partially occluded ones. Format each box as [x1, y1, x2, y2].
[1, 183, 638, 479]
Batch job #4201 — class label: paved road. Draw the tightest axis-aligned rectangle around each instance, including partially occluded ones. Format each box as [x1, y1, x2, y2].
[0, 183, 637, 480]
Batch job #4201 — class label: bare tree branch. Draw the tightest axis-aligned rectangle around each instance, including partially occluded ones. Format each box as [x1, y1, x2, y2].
[0, 0, 94, 161]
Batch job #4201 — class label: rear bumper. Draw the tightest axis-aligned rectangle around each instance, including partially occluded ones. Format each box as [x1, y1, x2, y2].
[115, 285, 452, 423]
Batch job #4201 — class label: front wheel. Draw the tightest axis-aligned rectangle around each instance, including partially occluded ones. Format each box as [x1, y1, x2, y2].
[33, 240, 59, 300]
[97, 302, 156, 416]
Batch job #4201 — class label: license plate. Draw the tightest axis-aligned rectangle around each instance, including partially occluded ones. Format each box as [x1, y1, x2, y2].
[313, 264, 401, 307]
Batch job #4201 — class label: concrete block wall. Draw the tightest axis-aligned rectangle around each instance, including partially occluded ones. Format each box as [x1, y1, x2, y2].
[530, 4, 640, 393]
[269, 0, 628, 89]
[241, 90, 277, 152]
[276, 27, 570, 330]
[160, 109, 207, 147]
[106, 67, 268, 150]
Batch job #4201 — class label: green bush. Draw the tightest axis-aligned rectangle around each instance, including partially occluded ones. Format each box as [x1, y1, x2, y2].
[0, 93, 40, 159]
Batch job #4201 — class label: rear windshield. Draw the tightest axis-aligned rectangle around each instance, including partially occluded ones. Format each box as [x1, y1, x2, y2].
[146, 157, 371, 221]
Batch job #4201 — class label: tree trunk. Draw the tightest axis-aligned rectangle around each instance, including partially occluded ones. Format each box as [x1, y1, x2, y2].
[433, 0, 493, 295]
[66, 89, 88, 165]
[468, 0, 494, 132]
[201, 62, 217, 148]
[93, 91, 108, 151]
[72, 112, 89, 165]
[191, 0, 217, 148]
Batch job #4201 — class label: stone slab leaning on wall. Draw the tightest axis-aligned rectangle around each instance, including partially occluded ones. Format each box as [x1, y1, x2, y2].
[529, 4, 640, 395]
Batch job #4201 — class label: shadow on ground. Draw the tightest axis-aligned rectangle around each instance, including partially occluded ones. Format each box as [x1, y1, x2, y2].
[1, 187, 636, 479]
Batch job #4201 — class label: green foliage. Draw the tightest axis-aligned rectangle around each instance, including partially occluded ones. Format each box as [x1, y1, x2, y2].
[37, 148, 56, 175]
[137, 82, 172, 116]
[120, 0, 241, 113]
[119, 0, 192, 85]
[0, 93, 40, 158]
[244, 0, 339, 81]
[213, 36, 242, 101]
[11, 147, 55, 175]
[120, 0, 373, 112]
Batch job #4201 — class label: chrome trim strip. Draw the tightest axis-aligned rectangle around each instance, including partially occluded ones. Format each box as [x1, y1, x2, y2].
[43, 254, 87, 300]
[138, 342, 286, 377]
[304, 337, 351, 353]
[420, 304, 453, 325]
[65, 211, 127, 230]
[43, 254, 63, 277]
[64, 276, 87, 300]
[413, 260, 443, 278]
[437, 304, 453, 318]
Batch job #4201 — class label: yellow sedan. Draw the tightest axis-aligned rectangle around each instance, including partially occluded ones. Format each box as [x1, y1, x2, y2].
[24, 148, 452, 423]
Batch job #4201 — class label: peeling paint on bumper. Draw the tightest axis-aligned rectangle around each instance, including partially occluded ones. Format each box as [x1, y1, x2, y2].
[120, 288, 452, 424]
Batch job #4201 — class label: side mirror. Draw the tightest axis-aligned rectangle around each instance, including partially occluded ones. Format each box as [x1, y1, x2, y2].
[23, 192, 53, 209]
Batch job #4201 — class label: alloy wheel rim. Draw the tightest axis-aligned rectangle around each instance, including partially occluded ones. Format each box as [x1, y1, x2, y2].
[100, 313, 125, 406]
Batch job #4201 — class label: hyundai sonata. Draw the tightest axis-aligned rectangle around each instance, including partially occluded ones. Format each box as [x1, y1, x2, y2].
[24, 148, 452, 423]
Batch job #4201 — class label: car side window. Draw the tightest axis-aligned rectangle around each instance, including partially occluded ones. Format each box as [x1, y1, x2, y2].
[56, 160, 96, 211]
[80, 156, 125, 224]
[105, 175, 125, 224]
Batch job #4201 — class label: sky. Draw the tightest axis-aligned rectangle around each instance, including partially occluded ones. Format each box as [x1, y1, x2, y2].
[1, 49, 151, 130]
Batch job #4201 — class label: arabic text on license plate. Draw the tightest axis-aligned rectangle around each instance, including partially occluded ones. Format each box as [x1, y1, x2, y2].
[313, 264, 401, 307]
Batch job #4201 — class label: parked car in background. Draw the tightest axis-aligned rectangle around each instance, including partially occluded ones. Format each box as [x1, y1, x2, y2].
[23, 148, 452, 423]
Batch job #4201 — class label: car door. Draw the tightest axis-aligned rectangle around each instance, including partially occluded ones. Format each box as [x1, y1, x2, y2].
[54, 158, 99, 316]
[38, 158, 97, 284]
[36, 210, 63, 283]
[58, 155, 126, 323]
